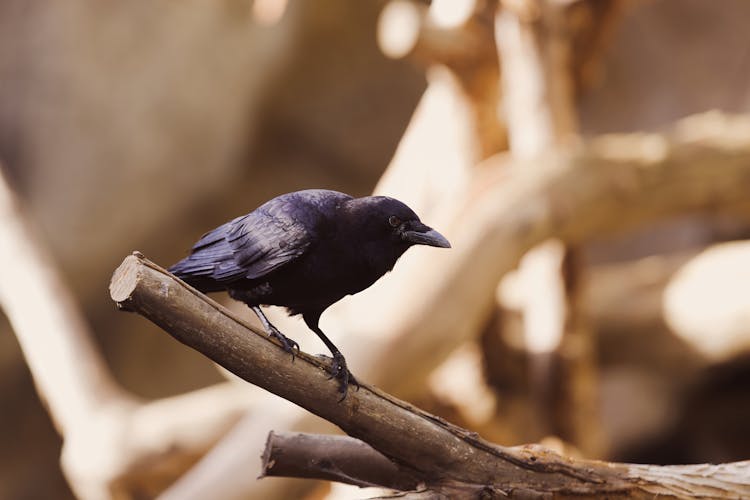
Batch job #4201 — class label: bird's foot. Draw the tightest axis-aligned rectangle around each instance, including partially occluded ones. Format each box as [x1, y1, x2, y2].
[326, 351, 359, 401]
[251, 306, 299, 360]
[267, 327, 300, 360]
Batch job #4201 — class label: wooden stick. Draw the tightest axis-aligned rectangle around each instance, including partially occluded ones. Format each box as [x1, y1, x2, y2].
[261, 431, 423, 491]
[110, 253, 750, 498]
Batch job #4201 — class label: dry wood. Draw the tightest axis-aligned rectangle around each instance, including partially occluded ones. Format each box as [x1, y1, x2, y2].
[262, 431, 423, 491]
[110, 253, 750, 498]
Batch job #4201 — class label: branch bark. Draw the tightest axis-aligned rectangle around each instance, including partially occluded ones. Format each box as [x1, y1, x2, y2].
[110, 253, 750, 498]
[261, 431, 423, 491]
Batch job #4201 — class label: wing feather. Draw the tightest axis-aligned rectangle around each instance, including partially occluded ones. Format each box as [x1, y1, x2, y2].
[169, 190, 349, 287]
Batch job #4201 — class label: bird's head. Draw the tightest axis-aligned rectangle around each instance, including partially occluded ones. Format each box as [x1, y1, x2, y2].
[348, 196, 451, 250]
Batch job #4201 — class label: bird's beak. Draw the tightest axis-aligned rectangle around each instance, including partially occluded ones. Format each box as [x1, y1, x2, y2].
[402, 225, 451, 248]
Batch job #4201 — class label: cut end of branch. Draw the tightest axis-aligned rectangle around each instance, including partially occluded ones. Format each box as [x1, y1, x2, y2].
[259, 430, 277, 479]
[109, 253, 143, 307]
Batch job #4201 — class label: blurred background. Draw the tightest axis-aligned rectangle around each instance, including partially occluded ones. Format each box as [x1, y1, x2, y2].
[1, 0, 750, 498]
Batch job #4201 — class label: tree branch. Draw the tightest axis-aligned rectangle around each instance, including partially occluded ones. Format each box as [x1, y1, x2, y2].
[261, 431, 423, 491]
[110, 253, 750, 498]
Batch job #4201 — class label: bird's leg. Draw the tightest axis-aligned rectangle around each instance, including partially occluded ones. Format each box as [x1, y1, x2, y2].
[251, 306, 299, 359]
[303, 315, 359, 400]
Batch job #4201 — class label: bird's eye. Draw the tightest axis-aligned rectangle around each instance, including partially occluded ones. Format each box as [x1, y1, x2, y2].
[388, 215, 401, 228]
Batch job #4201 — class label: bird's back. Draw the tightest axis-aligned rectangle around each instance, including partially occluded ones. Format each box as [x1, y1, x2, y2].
[168, 190, 351, 295]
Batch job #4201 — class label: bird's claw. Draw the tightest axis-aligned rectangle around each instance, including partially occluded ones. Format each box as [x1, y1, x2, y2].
[327, 352, 359, 401]
[268, 329, 300, 360]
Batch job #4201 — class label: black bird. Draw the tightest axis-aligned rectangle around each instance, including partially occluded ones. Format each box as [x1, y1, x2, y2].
[168, 189, 450, 398]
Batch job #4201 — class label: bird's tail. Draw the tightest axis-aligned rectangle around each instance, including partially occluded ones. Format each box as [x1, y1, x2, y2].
[168, 220, 239, 293]
[168, 257, 226, 293]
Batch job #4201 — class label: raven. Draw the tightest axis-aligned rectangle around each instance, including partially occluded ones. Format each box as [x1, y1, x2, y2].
[168, 189, 450, 398]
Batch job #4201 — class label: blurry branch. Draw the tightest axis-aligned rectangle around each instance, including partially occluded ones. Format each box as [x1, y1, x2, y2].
[368, 111, 750, 397]
[565, 0, 630, 93]
[495, 0, 603, 456]
[0, 166, 124, 435]
[378, 1, 496, 66]
[262, 434, 750, 500]
[377, 0, 628, 159]
[110, 253, 750, 498]
[584, 252, 692, 334]
[251, 0, 289, 26]
[378, 0, 507, 156]
[496, 0, 578, 154]
[499, 0, 629, 93]
[0, 166, 258, 499]
[261, 431, 423, 491]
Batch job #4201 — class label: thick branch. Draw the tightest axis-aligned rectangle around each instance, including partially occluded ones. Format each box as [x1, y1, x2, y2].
[110, 253, 750, 498]
[261, 431, 423, 491]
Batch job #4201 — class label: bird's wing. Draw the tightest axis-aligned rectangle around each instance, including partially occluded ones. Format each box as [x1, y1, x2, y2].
[168, 219, 240, 285]
[170, 190, 348, 285]
[218, 201, 316, 281]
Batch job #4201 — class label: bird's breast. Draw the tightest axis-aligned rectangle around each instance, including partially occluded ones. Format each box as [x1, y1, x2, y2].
[238, 235, 403, 315]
